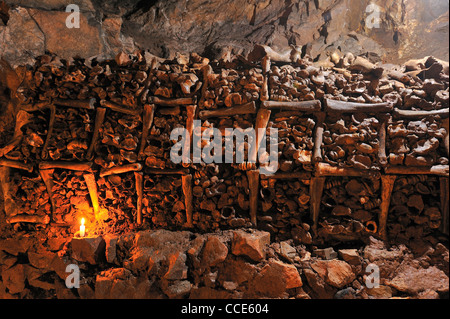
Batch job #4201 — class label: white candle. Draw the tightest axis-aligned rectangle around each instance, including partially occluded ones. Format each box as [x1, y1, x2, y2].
[80, 218, 86, 237]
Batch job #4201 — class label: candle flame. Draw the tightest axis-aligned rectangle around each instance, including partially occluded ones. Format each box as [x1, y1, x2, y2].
[81, 218, 85, 226]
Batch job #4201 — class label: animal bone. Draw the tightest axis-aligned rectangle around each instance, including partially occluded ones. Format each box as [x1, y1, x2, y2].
[83, 173, 100, 218]
[138, 104, 155, 160]
[99, 163, 142, 177]
[100, 100, 141, 115]
[0, 159, 33, 172]
[393, 108, 449, 119]
[7, 213, 51, 224]
[182, 174, 193, 228]
[325, 99, 392, 113]
[54, 98, 96, 110]
[148, 96, 195, 106]
[261, 100, 321, 112]
[246, 169, 259, 227]
[135, 171, 143, 225]
[248, 44, 302, 63]
[199, 101, 256, 119]
[39, 161, 93, 171]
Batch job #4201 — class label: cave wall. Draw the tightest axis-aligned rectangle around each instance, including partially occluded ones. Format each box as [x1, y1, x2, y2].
[0, 0, 448, 68]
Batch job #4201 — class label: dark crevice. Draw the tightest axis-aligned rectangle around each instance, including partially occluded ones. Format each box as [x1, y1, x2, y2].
[279, 0, 293, 28]
[249, 4, 256, 26]
[124, 0, 159, 19]
[0, 0, 9, 25]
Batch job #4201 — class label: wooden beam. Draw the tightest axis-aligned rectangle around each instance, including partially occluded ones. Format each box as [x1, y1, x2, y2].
[261, 100, 321, 112]
[310, 176, 325, 237]
[324, 99, 392, 113]
[393, 107, 449, 119]
[39, 161, 93, 172]
[379, 175, 397, 241]
[384, 165, 449, 176]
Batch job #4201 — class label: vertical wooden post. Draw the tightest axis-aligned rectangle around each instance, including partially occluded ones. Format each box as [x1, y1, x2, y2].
[378, 114, 389, 167]
[440, 176, 449, 235]
[379, 175, 397, 240]
[83, 172, 100, 219]
[310, 176, 325, 237]
[260, 56, 270, 102]
[39, 168, 55, 221]
[134, 171, 143, 225]
[182, 174, 193, 228]
[442, 117, 449, 158]
[247, 169, 260, 227]
[86, 107, 106, 160]
[312, 112, 325, 164]
[41, 104, 56, 160]
[252, 108, 271, 164]
[138, 104, 155, 160]
[184, 105, 197, 167]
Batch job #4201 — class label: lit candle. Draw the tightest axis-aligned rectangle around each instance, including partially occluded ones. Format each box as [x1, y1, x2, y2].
[80, 218, 86, 237]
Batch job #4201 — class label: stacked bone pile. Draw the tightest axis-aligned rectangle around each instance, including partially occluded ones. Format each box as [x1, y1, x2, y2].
[143, 107, 187, 169]
[191, 163, 252, 232]
[387, 117, 448, 167]
[3, 108, 50, 164]
[258, 178, 313, 244]
[322, 113, 381, 170]
[0, 46, 449, 301]
[268, 63, 326, 102]
[318, 177, 381, 242]
[2, 169, 50, 229]
[199, 63, 262, 110]
[141, 172, 185, 229]
[95, 111, 142, 168]
[48, 108, 94, 162]
[97, 172, 137, 234]
[197, 114, 256, 167]
[388, 175, 443, 244]
[0, 47, 448, 240]
[266, 111, 316, 172]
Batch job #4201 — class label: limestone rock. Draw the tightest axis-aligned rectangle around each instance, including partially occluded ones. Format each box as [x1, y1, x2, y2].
[334, 287, 357, 299]
[2, 264, 25, 294]
[164, 251, 188, 280]
[201, 236, 228, 268]
[71, 236, 106, 265]
[246, 258, 302, 298]
[366, 285, 393, 299]
[0, 7, 45, 68]
[104, 234, 118, 264]
[338, 249, 361, 265]
[314, 247, 338, 260]
[95, 267, 153, 299]
[27, 250, 56, 269]
[310, 259, 356, 289]
[279, 241, 297, 261]
[162, 280, 192, 299]
[218, 258, 258, 286]
[231, 229, 270, 262]
[0, 237, 33, 255]
[27, 8, 102, 59]
[303, 268, 337, 299]
[386, 264, 449, 294]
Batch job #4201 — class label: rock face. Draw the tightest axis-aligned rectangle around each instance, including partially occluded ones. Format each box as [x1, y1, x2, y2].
[1, 0, 448, 68]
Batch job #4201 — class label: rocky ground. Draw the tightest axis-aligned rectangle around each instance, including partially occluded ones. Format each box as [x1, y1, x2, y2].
[0, 228, 448, 299]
